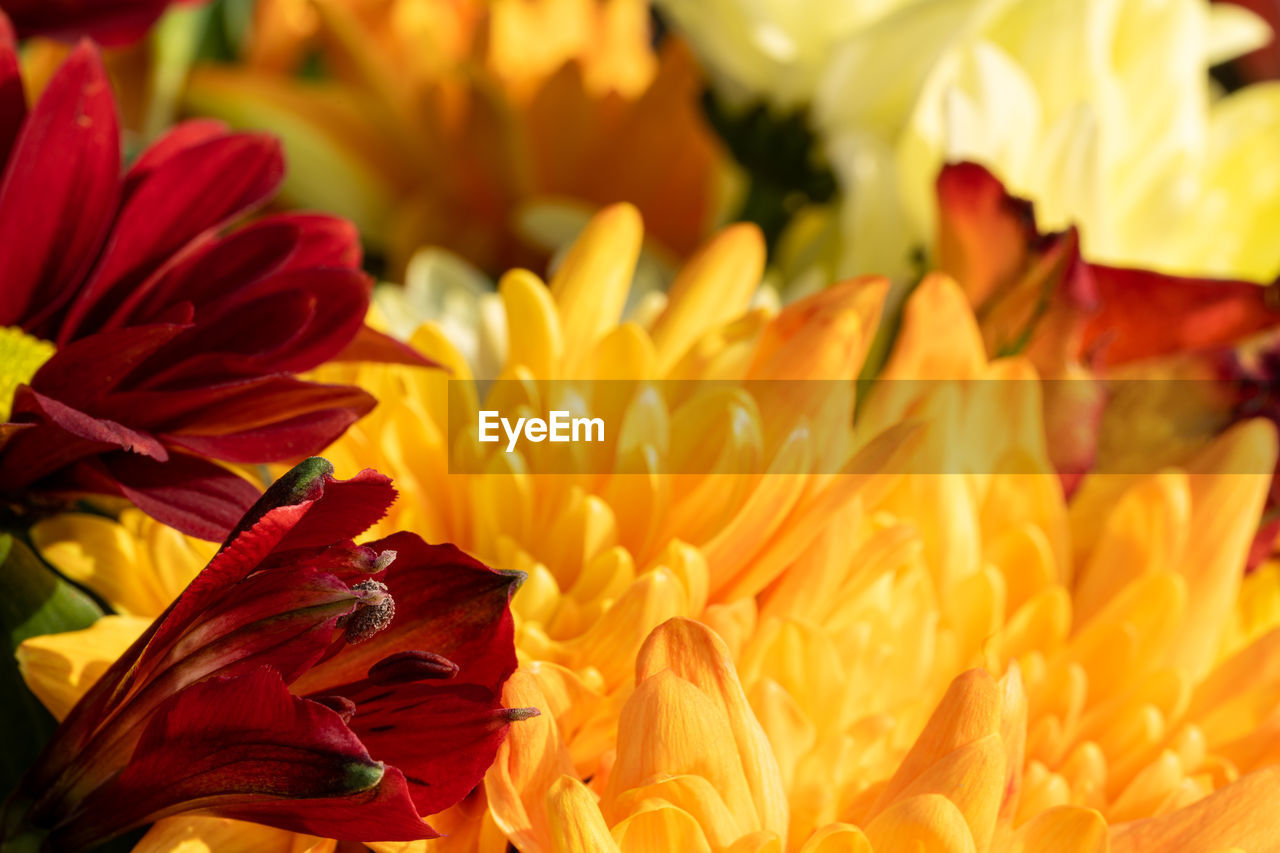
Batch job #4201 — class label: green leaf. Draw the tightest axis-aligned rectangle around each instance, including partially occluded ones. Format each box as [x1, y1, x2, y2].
[0, 534, 103, 800]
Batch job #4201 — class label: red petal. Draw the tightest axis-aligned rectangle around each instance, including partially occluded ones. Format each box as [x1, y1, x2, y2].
[161, 406, 367, 463]
[95, 452, 261, 540]
[273, 468, 398, 551]
[99, 214, 300, 332]
[342, 680, 516, 816]
[296, 535, 520, 693]
[11, 389, 167, 460]
[0, 13, 26, 164]
[138, 268, 372, 384]
[335, 325, 439, 368]
[30, 323, 188, 406]
[93, 375, 373, 436]
[60, 132, 284, 342]
[56, 668, 434, 849]
[0, 41, 119, 333]
[935, 162, 1038, 309]
[2, 0, 173, 45]
[1081, 266, 1280, 367]
[279, 213, 362, 269]
[125, 118, 229, 184]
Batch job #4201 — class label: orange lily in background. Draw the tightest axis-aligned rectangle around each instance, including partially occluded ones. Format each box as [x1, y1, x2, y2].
[185, 0, 722, 278]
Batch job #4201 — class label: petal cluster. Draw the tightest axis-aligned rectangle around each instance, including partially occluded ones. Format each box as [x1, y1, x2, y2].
[0, 22, 421, 538]
[7, 458, 526, 851]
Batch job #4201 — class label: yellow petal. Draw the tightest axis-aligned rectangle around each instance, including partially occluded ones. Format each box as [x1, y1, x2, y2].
[1009, 806, 1109, 853]
[632, 618, 789, 837]
[501, 268, 564, 378]
[550, 203, 644, 374]
[1110, 767, 1280, 853]
[797, 823, 872, 853]
[610, 802, 712, 853]
[31, 513, 169, 617]
[872, 669, 1001, 818]
[880, 273, 987, 381]
[863, 793, 978, 853]
[487, 670, 578, 853]
[17, 616, 149, 720]
[133, 816, 334, 853]
[1163, 420, 1277, 678]
[650, 223, 765, 374]
[547, 776, 620, 853]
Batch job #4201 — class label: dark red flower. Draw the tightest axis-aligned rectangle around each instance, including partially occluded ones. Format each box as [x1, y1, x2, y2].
[1, 457, 531, 852]
[0, 0, 205, 45]
[0, 17, 427, 539]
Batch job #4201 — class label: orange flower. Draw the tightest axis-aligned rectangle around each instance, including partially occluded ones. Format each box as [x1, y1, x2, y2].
[185, 0, 722, 276]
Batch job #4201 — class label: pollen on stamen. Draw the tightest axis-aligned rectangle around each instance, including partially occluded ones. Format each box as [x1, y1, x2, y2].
[343, 579, 396, 643]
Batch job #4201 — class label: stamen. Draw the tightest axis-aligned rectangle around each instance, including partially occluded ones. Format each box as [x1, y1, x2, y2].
[368, 650, 460, 685]
[343, 580, 396, 643]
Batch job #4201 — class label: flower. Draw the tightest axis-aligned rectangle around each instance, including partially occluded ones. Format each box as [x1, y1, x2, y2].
[26, 208, 1280, 849]
[652, 0, 916, 110]
[812, 0, 1280, 280]
[479, 266, 1280, 851]
[182, 0, 722, 277]
[7, 456, 528, 852]
[0, 18, 425, 539]
[0, 0, 202, 44]
[313, 206, 1280, 850]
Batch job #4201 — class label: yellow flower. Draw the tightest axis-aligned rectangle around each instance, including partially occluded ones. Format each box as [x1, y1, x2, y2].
[184, 0, 722, 277]
[21, 207, 1280, 851]
[812, 0, 1280, 281]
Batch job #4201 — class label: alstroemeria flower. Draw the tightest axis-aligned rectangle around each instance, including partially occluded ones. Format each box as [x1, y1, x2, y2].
[0, 16, 425, 539]
[2, 457, 528, 852]
[0, 0, 203, 44]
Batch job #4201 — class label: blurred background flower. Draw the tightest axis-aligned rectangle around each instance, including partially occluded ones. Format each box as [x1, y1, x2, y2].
[0, 0, 205, 43]
[177, 0, 724, 279]
[658, 0, 1280, 287]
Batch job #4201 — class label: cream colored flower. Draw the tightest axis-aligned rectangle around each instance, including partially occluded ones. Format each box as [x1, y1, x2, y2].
[813, 0, 1280, 281]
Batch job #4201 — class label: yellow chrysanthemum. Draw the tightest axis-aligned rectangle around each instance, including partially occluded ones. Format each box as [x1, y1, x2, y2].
[20, 206, 1280, 852]
[183, 0, 722, 277]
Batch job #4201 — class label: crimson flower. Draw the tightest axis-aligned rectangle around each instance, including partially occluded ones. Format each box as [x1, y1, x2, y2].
[0, 0, 204, 45]
[1, 457, 529, 852]
[0, 16, 424, 539]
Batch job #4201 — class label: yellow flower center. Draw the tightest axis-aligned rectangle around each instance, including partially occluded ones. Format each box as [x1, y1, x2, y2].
[0, 326, 55, 422]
